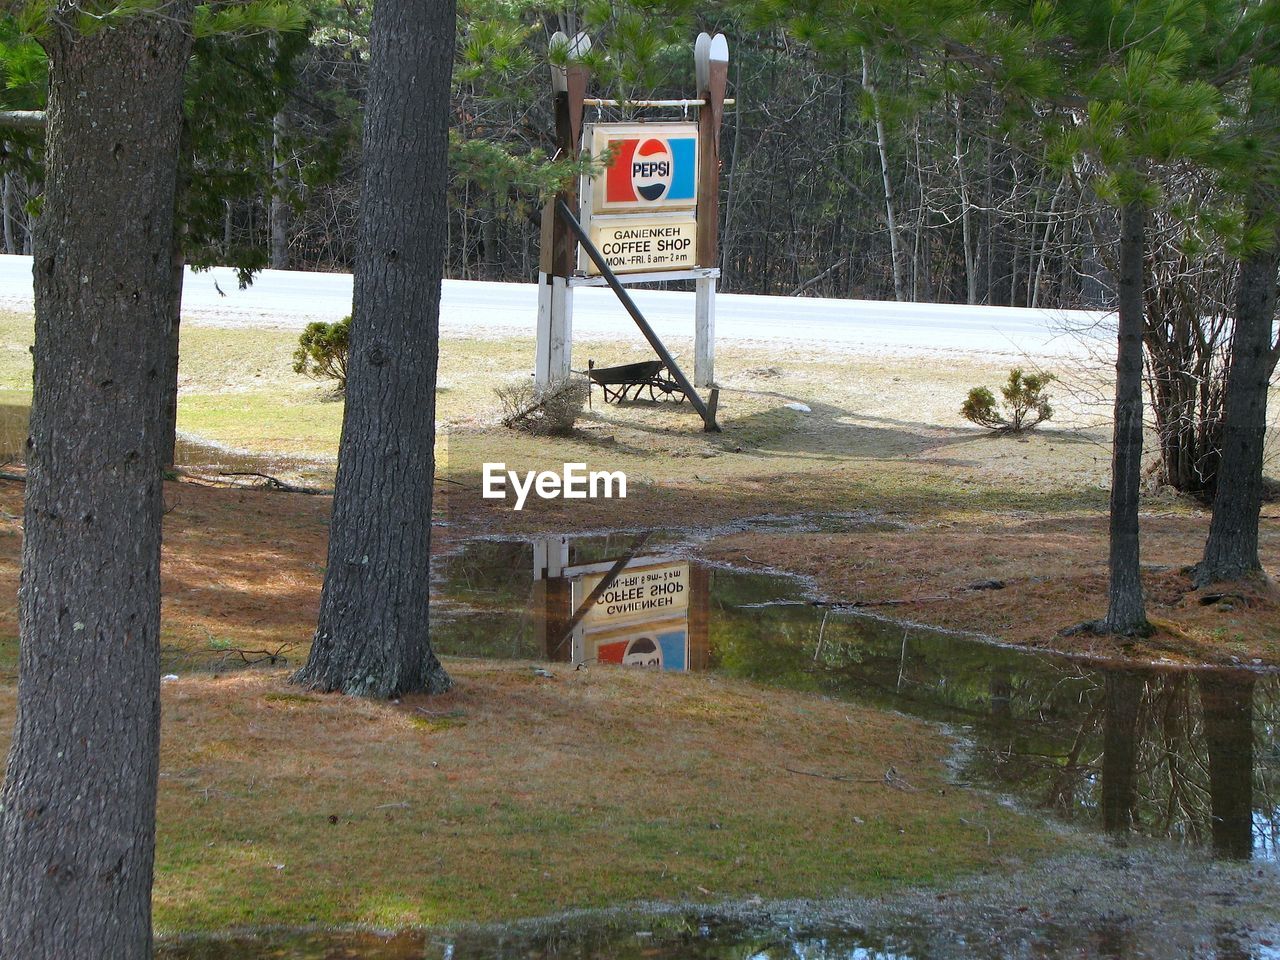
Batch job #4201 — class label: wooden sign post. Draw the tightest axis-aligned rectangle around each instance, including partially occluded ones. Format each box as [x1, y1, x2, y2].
[535, 32, 731, 398]
[694, 33, 728, 388]
[536, 31, 591, 387]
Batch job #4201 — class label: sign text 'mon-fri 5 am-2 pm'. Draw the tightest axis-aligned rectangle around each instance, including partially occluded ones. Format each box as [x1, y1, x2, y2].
[589, 216, 697, 274]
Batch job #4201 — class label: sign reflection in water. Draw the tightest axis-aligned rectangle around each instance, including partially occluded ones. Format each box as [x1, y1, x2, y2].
[437, 535, 1279, 859]
[531, 535, 709, 672]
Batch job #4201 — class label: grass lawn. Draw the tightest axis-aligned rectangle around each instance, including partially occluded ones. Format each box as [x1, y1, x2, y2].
[0, 477, 1059, 931]
[0, 303, 1274, 931]
[137, 664, 1049, 931]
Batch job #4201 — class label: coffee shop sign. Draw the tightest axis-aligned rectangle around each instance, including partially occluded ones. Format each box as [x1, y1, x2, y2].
[571, 561, 689, 629]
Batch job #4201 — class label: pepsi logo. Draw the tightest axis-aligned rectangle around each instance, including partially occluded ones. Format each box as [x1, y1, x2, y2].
[599, 128, 697, 208]
[631, 139, 673, 202]
[621, 635, 663, 668]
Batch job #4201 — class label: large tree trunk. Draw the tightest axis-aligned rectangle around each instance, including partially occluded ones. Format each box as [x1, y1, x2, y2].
[1197, 238, 1280, 585]
[0, 7, 193, 958]
[293, 0, 454, 698]
[1103, 201, 1149, 634]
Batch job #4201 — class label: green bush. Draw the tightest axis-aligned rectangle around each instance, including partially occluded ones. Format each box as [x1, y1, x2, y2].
[962, 368, 1056, 433]
[292, 315, 351, 392]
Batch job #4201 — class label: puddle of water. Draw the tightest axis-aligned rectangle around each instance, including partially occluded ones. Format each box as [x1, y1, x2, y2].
[157, 921, 896, 960]
[160, 533, 1280, 958]
[428, 534, 1280, 863]
[155, 906, 1280, 960]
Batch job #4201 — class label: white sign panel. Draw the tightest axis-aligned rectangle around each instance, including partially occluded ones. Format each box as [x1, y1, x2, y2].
[586, 122, 699, 215]
[586, 214, 698, 275]
[571, 560, 690, 630]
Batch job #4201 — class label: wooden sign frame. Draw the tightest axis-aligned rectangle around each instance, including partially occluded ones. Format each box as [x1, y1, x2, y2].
[535, 31, 730, 395]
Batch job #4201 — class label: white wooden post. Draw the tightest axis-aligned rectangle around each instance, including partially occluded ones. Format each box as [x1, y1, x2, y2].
[694, 274, 715, 387]
[535, 273, 574, 387]
[537, 31, 586, 389]
[532, 534, 570, 579]
[550, 275, 573, 382]
[534, 271, 552, 387]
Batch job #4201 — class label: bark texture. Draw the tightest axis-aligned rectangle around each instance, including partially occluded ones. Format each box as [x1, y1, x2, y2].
[1198, 239, 1280, 585]
[293, 0, 455, 698]
[269, 99, 289, 270]
[0, 7, 193, 958]
[1104, 201, 1149, 634]
[160, 226, 186, 470]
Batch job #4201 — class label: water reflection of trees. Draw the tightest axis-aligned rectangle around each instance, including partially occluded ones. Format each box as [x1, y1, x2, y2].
[429, 551, 1280, 859]
[1038, 669, 1277, 859]
[705, 575, 1280, 859]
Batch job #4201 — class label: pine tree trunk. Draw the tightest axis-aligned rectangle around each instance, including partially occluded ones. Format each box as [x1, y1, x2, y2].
[21, 164, 34, 255]
[482, 202, 498, 280]
[1104, 201, 1149, 634]
[1197, 239, 1279, 585]
[269, 91, 289, 270]
[862, 51, 904, 302]
[293, 0, 455, 698]
[954, 100, 977, 305]
[1031, 174, 1066, 309]
[0, 8, 192, 958]
[161, 120, 190, 471]
[160, 236, 186, 469]
[2, 164, 15, 256]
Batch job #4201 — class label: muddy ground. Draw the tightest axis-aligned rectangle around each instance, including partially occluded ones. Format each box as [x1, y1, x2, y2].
[2, 300, 1277, 666]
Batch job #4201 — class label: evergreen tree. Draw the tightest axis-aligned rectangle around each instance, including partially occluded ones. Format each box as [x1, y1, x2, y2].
[161, 8, 319, 466]
[0, 3, 193, 955]
[1022, 0, 1222, 633]
[1198, 6, 1280, 585]
[293, 0, 457, 698]
[0, 16, 45, 254]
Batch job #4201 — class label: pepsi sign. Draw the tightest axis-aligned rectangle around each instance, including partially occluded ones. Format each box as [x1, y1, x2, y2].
[586, 122, 698, 214]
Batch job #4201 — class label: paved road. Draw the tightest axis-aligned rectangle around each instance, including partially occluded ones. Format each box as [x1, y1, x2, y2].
[0, 254, 1110, 357]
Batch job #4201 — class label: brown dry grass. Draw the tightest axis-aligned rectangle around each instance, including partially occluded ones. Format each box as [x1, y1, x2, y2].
[0, 479, 1060, 931]
[148, 661, 1047, 930]
[0, 659, 1052, 932]
[702, 511, 1280, 666]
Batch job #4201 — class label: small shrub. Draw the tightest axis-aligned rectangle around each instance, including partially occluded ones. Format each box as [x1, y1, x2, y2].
[293, 316, 351, 392]
[962, 368, 1056, 433]
[495, 377, 589, 436]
